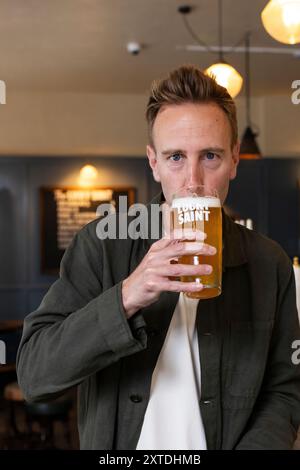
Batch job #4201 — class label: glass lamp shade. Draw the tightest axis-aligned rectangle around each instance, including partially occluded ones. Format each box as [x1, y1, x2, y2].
[79, 164, 98, 187]
[261, 0, 300, 45]
[205, 62, 243, 98]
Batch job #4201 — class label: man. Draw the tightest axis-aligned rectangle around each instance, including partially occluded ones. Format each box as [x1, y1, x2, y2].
[17, 65, 300, 449]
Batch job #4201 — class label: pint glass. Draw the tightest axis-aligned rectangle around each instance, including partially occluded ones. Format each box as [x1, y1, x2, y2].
[171, 185, 222, 299]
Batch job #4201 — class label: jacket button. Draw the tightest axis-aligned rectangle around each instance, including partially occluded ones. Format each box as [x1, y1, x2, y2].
[130, 394, 142, 403]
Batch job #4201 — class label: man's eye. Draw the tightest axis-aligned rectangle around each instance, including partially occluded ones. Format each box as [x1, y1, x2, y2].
[206, 152, 216, 160]
[170, 153, 182, 162]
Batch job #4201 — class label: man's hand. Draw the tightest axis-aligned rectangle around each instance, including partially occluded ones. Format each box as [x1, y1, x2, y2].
[121, 235, 216, 318]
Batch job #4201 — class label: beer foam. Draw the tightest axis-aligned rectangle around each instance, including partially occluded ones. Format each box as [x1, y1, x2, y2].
[172, 196, 220, 210]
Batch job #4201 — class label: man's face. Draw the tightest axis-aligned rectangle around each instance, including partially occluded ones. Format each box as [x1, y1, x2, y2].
[147, 102, 240, 206]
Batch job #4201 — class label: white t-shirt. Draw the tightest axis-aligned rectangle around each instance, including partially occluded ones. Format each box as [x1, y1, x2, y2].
[136, 293, 207, 450]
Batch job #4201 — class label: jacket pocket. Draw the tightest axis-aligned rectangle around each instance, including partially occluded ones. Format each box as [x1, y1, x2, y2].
[222, 320, 273, 407]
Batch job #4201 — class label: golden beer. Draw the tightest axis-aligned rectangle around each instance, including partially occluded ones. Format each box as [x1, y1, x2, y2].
[171, 194, 222, 299]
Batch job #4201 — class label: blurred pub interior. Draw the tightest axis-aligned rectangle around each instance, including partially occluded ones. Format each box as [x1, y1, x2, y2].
[0, 0, 300, 450]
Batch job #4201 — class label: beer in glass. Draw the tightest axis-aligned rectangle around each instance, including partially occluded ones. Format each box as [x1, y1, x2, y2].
[171, 185, 222, 299]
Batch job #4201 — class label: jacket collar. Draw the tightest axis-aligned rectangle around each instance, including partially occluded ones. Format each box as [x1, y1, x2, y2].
[145, 191, 247, 270]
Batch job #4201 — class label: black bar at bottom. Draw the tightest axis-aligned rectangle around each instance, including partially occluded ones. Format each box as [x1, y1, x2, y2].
[0, 450, 299, 467]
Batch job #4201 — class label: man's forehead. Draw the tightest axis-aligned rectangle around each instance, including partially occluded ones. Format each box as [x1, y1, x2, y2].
[152, 102, 231, 145]
[154, 102, 228, 129]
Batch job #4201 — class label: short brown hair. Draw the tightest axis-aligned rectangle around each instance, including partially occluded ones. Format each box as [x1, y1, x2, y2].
[146, 65, 238, 148]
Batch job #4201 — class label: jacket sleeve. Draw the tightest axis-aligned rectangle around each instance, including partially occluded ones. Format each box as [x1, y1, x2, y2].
[16, 225, 147, 402]
[236, 259, 300, 449]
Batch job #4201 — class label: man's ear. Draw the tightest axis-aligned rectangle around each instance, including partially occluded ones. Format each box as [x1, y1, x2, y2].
[230, 141, 240, 181]
[147, 144, 161, 182]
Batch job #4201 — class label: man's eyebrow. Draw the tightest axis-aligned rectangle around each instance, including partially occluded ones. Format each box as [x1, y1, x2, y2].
[160, 149, 184, 156]
[200, 147, 225, 154]
[160, 147, 225, 155]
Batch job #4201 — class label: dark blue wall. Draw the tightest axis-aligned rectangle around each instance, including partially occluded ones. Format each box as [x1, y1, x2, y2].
[226, 158, 300, 258]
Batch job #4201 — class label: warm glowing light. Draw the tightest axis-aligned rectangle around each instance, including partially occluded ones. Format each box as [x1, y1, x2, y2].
[205, 63, 243, 98]
[78, 164, 98, 187]
[261, 0, 300, 44]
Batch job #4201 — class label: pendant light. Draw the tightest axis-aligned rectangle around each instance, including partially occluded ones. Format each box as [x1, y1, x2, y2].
[205, 0, 243, 98]
[261, 0, 300, 45]
[240, 33, 262, 160]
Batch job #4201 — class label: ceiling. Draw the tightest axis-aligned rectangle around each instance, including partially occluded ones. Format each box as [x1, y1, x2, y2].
[0, 0, 299, 95]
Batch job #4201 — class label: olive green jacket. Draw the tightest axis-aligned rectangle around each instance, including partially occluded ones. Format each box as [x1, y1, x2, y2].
[17, 195, 300, 449]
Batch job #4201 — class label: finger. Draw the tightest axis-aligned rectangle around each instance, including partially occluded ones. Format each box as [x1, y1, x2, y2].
[162, 241, 217, 259]
[150, 235, 181, 251]
[171, 228, 207, 241]
[152, 262, 213, 278]
[149, 232, 199, 251]
[160, 279, 204, 294]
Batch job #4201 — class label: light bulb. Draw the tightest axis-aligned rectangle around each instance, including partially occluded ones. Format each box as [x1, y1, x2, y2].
[261, 0, 300, 45]
[205, 63, 243, 98]
[79, 164, 98, 187]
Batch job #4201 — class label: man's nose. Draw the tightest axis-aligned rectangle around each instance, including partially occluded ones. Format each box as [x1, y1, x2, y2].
[186, 162, 204, 187]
